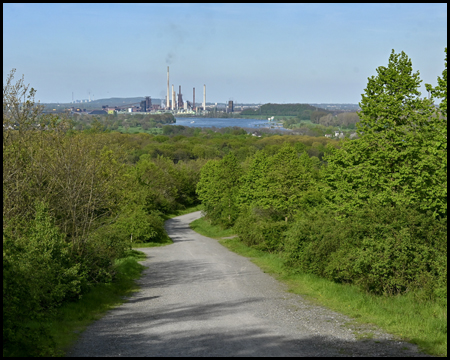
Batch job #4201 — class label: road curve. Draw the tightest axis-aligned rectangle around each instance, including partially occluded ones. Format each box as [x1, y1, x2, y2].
[68, 211, 428, 357]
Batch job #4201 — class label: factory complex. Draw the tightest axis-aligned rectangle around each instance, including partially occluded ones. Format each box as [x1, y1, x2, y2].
[161, 65, 234, 115]
[68, 66, 236, 116]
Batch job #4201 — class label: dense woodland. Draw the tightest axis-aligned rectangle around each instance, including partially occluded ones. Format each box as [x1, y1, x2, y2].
[70, 112, 175, 132]
[3, 49, 447, 355]
[241, 103, 327, 119]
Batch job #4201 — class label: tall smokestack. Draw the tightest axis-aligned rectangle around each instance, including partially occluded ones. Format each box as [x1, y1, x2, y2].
[193, 87, 195, 111]
[172, 84, 175, 110]
[203, 84, 206, 111]
[178, 85, 183, 109]
[166, 66, 170, 109]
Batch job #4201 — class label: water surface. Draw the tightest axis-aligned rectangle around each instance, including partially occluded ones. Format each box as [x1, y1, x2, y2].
[172, 117, 289, 131]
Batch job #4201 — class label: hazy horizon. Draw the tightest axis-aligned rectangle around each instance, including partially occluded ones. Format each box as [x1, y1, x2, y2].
[3, 4, 447, 104]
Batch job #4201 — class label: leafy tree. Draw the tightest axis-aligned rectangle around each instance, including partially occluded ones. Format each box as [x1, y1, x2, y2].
[196, 153, 242, 227]
[426, 47, 447, 117]
[237, 144, 314, 222]
[3, 68, 44, 132]
[236, 150, 271, 211]
[324, 50, 446, 217]
[133, 155, 179, 213]
[310, 110, 329, 123]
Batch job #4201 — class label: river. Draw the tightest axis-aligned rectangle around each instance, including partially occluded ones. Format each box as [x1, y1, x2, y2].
[171, 117, 289, 131]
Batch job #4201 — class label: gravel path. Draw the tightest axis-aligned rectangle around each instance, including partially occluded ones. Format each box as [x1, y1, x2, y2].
[67, 211, 429, 357]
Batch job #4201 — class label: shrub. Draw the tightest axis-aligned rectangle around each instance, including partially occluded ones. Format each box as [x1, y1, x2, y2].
[234, 207, 288, 252]
[3, 202, 83, 355]
[112, 207, 169, 244]
[283, 204, 447, 301]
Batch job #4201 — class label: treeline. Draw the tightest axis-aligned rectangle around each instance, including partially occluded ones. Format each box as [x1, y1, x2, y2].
[70, 112, 175, 131]
[283, 112, 361, 131]
[241, 103, 326, 119]
[127, 125, 340, 163]
[197, 50, 447, 302]
[241, 103, 360, 130]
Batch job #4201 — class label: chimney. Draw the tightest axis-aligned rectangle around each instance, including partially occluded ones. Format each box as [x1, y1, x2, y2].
[193, 87, 195, 111]
[172, 84, 175, 110]
[203, 84, 206, 111]
[178, 85, 183, 109]
[166, 66, 170, 110]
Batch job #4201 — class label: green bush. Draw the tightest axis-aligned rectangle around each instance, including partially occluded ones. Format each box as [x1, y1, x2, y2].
[3, 202, 83, 355]
[234, 207, 288, 252]
[112, 207, 169, 244]
[283, 204, 447, 301]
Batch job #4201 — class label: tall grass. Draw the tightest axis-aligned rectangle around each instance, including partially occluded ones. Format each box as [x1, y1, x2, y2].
[190, 216, 447, 356]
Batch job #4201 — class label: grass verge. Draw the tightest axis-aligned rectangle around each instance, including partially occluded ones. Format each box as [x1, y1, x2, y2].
[190, 216, 447, 357]
[189, 216, 236, 239]
[163, 203, 204, 220]
[132, 238, 173, 248]
[16, 249, 147, 357]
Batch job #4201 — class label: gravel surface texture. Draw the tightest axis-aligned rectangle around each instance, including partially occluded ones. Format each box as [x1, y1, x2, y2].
[67, 211, 430, 357]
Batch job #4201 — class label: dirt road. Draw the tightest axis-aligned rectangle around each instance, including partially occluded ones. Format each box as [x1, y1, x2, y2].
[68, 211, 428, 356]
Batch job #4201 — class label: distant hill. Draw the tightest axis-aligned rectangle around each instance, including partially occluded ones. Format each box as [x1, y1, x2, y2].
[309, 103, 361, 112]
[41, 97, 163, 111]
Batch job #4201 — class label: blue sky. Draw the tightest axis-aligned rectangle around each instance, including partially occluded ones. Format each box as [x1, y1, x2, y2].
[3, 3, 447, 104]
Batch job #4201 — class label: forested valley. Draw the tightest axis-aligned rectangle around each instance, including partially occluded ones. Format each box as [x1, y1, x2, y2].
[3, 49, 447, 356]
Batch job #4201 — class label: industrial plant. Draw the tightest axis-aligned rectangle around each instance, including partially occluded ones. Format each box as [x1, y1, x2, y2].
[163, 65, 208, 114]
[66, 66, 242, 116]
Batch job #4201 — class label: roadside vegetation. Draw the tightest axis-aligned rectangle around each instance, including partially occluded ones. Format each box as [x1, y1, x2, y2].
[194, 49, 447, 356]
[5, 249, 146, 357]
[191, 216, 447, 356]
[3, 70, 338, 356]
[3, 48, 446, 356]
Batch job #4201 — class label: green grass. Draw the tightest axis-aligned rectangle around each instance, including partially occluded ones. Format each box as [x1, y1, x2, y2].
[5, 249, 147, 357]
[163, 203, 204, 220]
[190, 217, 447, 357]
[189, 216, 236, 239]
[131, 239, 172, 248]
